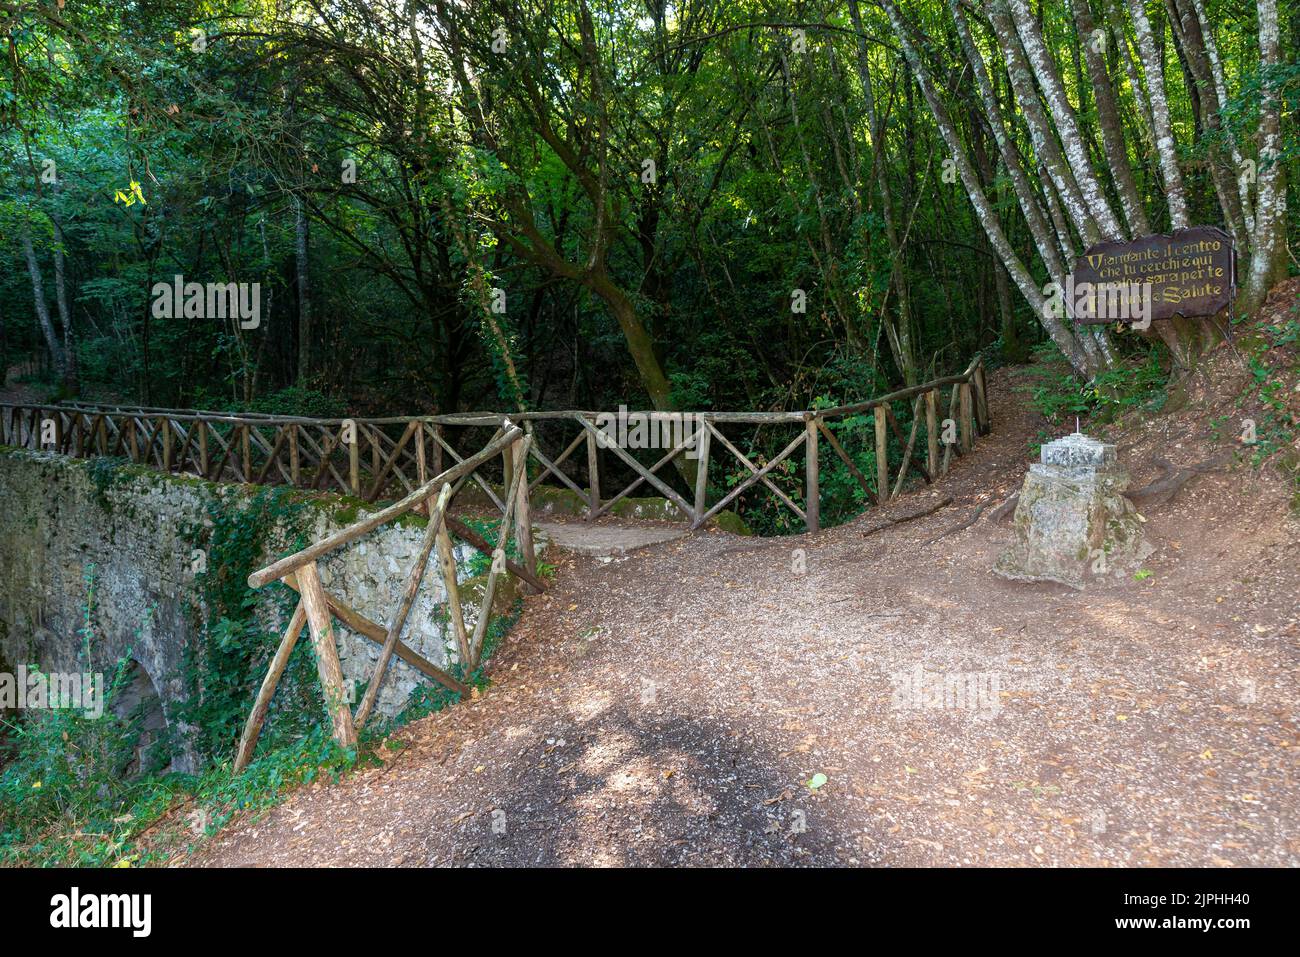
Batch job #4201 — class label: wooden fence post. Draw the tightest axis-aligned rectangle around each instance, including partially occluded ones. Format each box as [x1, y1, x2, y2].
[161, 418, 173, 472]
[959, 383, 974, 453]
[804, 416, 819, 533]
[511, 433, 539, 593]
[585, 421, 600, 520]
[693, 418, 710, 525]
[414, 422, 427, 515]
[925, 390, 939, 482]
[289, 424, 300, 485]
[296, 561, 358, 751]
[348, 423, 360, 496]
[974, 362, 989, 434]
[233, 602, 307, 773]
[874, 405, 889, 502]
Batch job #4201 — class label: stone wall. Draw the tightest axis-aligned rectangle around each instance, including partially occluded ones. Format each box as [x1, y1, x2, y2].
[0, 448, 531, 766]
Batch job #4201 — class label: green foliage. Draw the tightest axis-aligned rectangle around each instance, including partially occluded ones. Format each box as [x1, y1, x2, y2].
[0, 569, 167, 866]
[1025, 343, 1170, 430]
[177, 486, 316, 761]
[1236, 304, 1300, 469]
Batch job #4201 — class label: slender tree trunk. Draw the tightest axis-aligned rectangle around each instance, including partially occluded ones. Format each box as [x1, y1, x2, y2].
[1126, 0, 1191, 228]
[1244, 0, 1287, 311]
[952, 1, 1068, 285]
[1168, 0, 1249, 249]
[50, 197, 79, 396]
[848, 0, 918, 383]
[883, 0, 1102, 378]
[294, 194, 312, 382]
[20, 220, 67, 384]
[985, 0, 1098, 248]
[1069, 0, 1151, 236]
[1188, 0, 1254, 235]
[1106, 0, 1157, 149]
[1006, 0, 1125, 240]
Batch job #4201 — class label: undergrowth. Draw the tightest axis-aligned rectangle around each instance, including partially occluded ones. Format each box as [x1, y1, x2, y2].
[1023, 341, 1171, 454]
[1, 478, 536, 866]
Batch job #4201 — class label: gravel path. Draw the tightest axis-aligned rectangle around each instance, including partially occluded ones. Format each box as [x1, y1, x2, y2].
[190, 369, 1299, 867]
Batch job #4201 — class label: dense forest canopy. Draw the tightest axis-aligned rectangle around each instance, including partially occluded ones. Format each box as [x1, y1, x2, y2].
[0, 0, 1295, 420]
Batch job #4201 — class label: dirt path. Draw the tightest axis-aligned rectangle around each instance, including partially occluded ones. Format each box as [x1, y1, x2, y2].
[190, 369, 1298, 867]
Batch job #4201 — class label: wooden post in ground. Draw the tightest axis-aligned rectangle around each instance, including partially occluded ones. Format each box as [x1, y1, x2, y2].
[197, 420, 207, 476]
[354, 483, 453, 728]
[959, 383, 974, 453]
[874, 405, 889, 502]
[240, 425, 252, 481]
[693, 419, 710, 525]
[804, 417, 819, 533]
[511, 432, 539, 593]
[234, 602, 307, 773]
[414, 423, 427, 516]
[585, 422, 600, 520]
[347, 422, 360, 496]
[289, 425, 300, 485]
[434, 520, 471, 668]
[161, 418, 173, 472]
[973, 362, 989, 434]
[431, 423, 443, 477]
[295, 561, 357, 750]
[501, 439, 514, 519]
[925, 390, 939, 482]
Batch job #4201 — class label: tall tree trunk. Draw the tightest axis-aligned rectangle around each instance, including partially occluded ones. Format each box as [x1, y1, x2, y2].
[20, 220, 67, 385]
[1126, 0, 1191, 228]
[985, 0, 1098, 248]
[49, 197, 79, 396]
[1006, 0, 1125, 240]
[294, 194, 312, 382]
[1168, 0, 1249, 249]
[848, 0, 918, 384]
[1244, 0, 1287, 312]
[952, 0, 1069, 285]
[883, 0, 1103, 378]
[1188, 0, 1254, 235]
[1069, 0, 1151, 236]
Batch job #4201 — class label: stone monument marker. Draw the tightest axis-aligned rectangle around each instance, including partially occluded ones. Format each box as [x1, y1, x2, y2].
[995, 432, 1150, 589]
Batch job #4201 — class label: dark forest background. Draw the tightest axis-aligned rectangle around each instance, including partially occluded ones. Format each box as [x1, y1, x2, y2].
[1, 0, 1295, 421]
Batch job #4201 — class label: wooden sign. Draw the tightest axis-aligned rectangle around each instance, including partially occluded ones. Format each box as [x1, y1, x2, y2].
[1070, 226, 1235, 324]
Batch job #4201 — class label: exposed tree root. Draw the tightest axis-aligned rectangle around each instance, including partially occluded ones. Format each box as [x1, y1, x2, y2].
[859, 495, 952, 537]
[1127, 451, 1234, 508]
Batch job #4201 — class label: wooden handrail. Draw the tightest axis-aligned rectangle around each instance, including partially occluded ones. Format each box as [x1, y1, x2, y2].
[246, 423, 523, 588]
[11, 357, 981, 428]
[231, 423, 537, 771]
[2, 355, 990, 538]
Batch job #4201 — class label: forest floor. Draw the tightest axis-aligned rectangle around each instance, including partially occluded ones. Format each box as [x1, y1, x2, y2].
[187, 319, 1299, 867]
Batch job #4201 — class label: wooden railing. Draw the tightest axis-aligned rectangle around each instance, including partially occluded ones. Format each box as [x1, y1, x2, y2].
[234, 421, 540, 772]
[0, 355, 989, 534]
